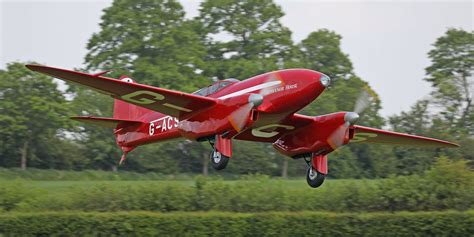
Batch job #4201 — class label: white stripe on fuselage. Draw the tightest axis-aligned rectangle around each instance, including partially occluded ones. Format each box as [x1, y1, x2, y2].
[147, 81, 282, 124]
[217, 81, 281, 100]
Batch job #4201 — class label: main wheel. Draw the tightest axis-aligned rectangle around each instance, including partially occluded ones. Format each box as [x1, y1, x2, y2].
[306, 167, 325, 188]
[210, 150, 229, 170]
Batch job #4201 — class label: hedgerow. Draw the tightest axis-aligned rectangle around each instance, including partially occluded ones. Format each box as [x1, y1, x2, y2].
[0, 211, 473, 236]
[0, 158, 472, 213]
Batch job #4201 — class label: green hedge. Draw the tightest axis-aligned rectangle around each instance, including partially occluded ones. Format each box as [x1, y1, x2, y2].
[1, 176, 472, 213]
[1, 211, 473, 236]
[1, 158, 473, 213]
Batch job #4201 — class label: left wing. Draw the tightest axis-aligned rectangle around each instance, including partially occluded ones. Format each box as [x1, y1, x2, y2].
[351, 125, 459, 148]
[25, 64, 217, 119]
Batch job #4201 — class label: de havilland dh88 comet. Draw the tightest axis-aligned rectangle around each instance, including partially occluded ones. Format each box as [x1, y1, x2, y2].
[26, 65, 458, 188]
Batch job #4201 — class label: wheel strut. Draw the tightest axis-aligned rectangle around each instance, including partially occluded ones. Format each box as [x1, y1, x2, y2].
[304, 153, 326, 188]
[208, 135, 231, 170]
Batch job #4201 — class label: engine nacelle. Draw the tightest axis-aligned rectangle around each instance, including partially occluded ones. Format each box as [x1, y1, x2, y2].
[273, 112, 351, 157]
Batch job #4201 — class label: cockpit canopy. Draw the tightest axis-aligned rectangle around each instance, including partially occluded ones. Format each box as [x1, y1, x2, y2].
[193, 78, 239, 97]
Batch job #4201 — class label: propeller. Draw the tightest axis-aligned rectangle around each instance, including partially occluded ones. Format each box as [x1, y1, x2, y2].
[327, 112, 359, 150]
[227, 73, 282, 132]
[228, 94, 263, 132]
[327, 88, 373, 150]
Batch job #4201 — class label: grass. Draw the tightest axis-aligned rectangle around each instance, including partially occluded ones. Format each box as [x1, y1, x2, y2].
[0, 167, 377, 192]
[0, 167, 194, 181]
[0, 174, 377, 197]
[22, 180, 195, 192]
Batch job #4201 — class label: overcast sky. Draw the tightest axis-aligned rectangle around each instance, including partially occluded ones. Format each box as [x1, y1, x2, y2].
[1, 0, 472, 117]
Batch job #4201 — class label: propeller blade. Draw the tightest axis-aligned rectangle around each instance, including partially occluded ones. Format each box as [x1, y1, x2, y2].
[228, 103, 253, 133]
[227, 94, 263, 132]
[327, 122, 350, 150]
[354, 90, 371, 114]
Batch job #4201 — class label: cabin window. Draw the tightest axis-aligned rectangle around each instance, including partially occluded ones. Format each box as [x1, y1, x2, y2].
[208, 83, 220, 94]
[192, 79, 239, 97]
[193, 87, 208, 96]
[219, 81, 232, 90]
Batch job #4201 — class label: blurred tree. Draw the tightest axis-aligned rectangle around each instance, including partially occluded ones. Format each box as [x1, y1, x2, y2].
[227, 142, 280, 176]
[297, 30, 354, 80]
[388, 101, 436, 175]
[0, 62, 73, 169]
[388, 29, 474, 172]
[124, 142, 182, 174]
[424, 29, 474, 167]
[389, 100, 431, 135]
[85, 0, 208, 91]
[67, 84, 118, 171]
[197, 0, 294, 80]
[425, 28, 473, 135]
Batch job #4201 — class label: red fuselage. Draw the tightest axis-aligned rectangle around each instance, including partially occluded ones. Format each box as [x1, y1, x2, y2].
[115, 69, 327, 151]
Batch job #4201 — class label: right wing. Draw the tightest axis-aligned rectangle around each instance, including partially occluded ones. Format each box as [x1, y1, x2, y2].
[351, 125, 459, 148]
[233, 113, 314, 143]
[26, 65, 217, 119]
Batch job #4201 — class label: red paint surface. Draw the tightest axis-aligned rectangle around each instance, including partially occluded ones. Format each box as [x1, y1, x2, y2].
[312, 154, 328, 174]
[216, 135, 232, 158]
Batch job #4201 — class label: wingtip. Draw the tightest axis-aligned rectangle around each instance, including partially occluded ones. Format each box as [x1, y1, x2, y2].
[436, 141, 459, 148]
[25, 64, 42, 71]
[441, 140, 460, 148]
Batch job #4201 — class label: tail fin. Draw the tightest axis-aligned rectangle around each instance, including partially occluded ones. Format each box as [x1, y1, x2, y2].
[113, 75, 152, 120]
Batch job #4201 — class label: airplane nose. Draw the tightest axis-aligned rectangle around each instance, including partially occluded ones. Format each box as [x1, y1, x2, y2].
[319, 74, 331, 88]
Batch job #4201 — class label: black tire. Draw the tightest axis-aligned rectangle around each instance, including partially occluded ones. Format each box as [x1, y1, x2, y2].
[306, 167, 325, 188]
[210, 150, 230, 170]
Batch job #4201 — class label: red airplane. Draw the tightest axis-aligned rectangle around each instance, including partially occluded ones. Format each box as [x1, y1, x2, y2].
[26, 65, 458, 188]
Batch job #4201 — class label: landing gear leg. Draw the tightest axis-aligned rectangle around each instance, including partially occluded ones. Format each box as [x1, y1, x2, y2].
[304, 155, 326, 188]
[208, 138, 230, 170]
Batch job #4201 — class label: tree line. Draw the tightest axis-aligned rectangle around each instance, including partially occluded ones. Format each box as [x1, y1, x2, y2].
[0, 0, 472, 178]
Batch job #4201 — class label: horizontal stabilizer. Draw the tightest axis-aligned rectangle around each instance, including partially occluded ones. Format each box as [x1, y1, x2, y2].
[351, 125, 459, 148]
[71, 116, 143, 129]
